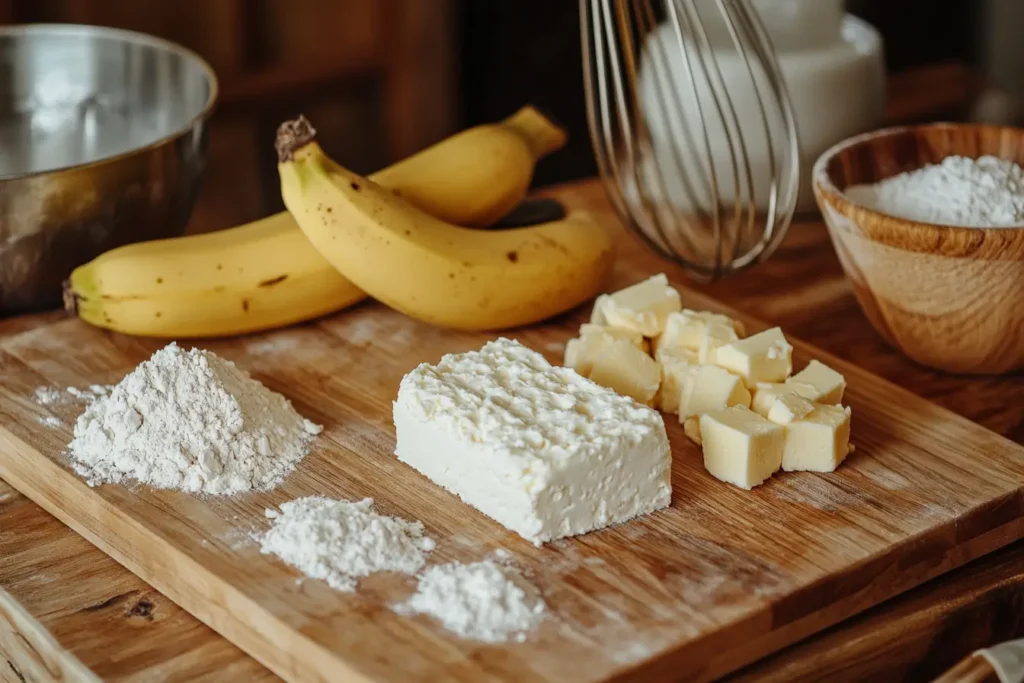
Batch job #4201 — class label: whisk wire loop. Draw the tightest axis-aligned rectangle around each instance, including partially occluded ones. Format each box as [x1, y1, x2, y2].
[581, 0, 800, 281]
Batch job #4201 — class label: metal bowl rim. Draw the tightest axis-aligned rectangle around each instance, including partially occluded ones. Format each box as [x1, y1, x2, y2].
[0, 22, 219, 181]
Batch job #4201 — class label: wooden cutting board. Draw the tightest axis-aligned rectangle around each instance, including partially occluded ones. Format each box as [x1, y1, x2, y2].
[1, 232, 1023, 683]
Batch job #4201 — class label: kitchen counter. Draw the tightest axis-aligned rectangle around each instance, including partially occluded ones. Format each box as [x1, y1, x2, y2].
[3, 63, 1019, 683]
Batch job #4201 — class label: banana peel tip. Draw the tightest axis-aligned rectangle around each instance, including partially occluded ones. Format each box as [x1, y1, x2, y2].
[276, 115, 318, 163]
[62, 279, 81, 316]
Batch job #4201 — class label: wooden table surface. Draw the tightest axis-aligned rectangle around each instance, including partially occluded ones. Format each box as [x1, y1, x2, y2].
[3, 63, 1022, 683]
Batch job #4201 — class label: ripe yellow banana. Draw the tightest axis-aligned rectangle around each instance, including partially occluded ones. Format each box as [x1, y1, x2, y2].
[277, 117, 615, 331]
[66, 106, 567, 338]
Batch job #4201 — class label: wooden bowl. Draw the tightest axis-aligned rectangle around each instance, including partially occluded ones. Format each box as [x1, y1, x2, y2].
[812, 123, 1024, 375]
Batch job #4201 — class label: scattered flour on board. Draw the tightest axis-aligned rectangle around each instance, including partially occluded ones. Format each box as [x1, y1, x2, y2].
[37, 416, 63, 428]
[395, 560, 546, 643]
[245, 334, 302, 357]
[845, 155, 1024, 227]
[33, 386, 62, 405]
[34, 384, 111, 408]
[67, 342, 321, 495]
[260, 496, 435, 592]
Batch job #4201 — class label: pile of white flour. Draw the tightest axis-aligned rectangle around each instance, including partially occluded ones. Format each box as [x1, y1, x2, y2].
[260, 497, 435, 592]
[845, 155, 1024, 227]
[67, 343, 321, 495]
[396, 560, 546, 643]
[260, 496, 546, 642]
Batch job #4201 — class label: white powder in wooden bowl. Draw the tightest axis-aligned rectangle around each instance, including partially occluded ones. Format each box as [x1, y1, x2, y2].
[845, 155, 1024, 227]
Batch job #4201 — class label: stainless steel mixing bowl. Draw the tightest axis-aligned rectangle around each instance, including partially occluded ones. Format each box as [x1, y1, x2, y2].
[0, 24, 217, 313]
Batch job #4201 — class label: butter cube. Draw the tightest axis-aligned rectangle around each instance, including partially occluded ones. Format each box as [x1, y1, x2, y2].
[750, 360, 846, 417]
[779, 404, 852, 473]
[579, 323, 646, 349]
[654, 309, 745, 357]
[699, 405, 784, 490]
[564, 334, 605, 377]
[564, 324, 647, 377]
[790, 360, 846, 405]
[714, 327, 793, 386]
[600, 273, 682, 337]
[589, 294, 612, 325]
[767, 393, 815, 425]
[588, 338, 662, 405]
[683, 416, 702, 445]
[679, 365, 751, 419]
[751, 382, 788, 417]
[657, 348, 700, 414]
[697, 321, 741, 364]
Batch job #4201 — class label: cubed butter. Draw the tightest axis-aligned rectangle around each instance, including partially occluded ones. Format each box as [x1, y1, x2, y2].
[589, 294, 612, 325]
[683, 416, 702, 445]
[778, 404, 852, 473]
[697, 321, 741, 364]
[579, 323, 646, 348]
[564, 324, 647, 377]
[767, 393, 815, 425]
[600, 273, 682, 337]
[714, 327, 793, 386]
[657, 348, 700, 414]
[699, 405, 784, 490]
[588, 338, 662, 405]
[751, 382, 787, 417]
[564, 334, 605, 377]
[679, 364, 751, 419]
[790, 360, 846, 405]
[750, 359, 846, 417]
[654, 309, 745, 357]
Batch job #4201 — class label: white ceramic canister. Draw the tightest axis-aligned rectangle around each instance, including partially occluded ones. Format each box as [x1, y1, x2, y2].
[637, 0, 885, 215]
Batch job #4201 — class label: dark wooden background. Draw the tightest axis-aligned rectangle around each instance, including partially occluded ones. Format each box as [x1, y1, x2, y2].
[0, 0, 987, 230]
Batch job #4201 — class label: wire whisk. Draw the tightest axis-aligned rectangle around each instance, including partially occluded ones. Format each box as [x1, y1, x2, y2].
[581, 0, 800, 280]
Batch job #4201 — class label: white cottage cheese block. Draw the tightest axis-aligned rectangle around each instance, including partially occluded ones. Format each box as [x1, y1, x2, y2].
[393, 338, 672, 546]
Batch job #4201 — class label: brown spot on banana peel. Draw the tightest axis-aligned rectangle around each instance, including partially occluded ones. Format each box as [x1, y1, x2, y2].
[242, 299, 250, 312]
[275, 115, 318, 162]
[258, 275, 289, 287]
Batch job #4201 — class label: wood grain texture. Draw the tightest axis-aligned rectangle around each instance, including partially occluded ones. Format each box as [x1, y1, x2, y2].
[1, 180, 1023, 682]
[1, 201, 1024, 682]
[0, 479, 273, 683]
[813, 123, 1024, 374]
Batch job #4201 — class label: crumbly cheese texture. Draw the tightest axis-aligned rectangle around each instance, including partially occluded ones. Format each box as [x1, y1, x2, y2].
[393, 338, 672, 546]
[597, 273, 682, 336]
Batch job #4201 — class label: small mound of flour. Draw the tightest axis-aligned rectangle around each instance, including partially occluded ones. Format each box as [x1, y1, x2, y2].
[845, 155, 1024, 227]
[396, 560, 546, 643]
[260, 497, 435, 591]
[68, 343, 321, 495]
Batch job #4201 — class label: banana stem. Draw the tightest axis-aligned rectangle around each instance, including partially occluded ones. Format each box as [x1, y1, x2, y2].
[503, 106, 568, 160]
[276, 116, 318, 162]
